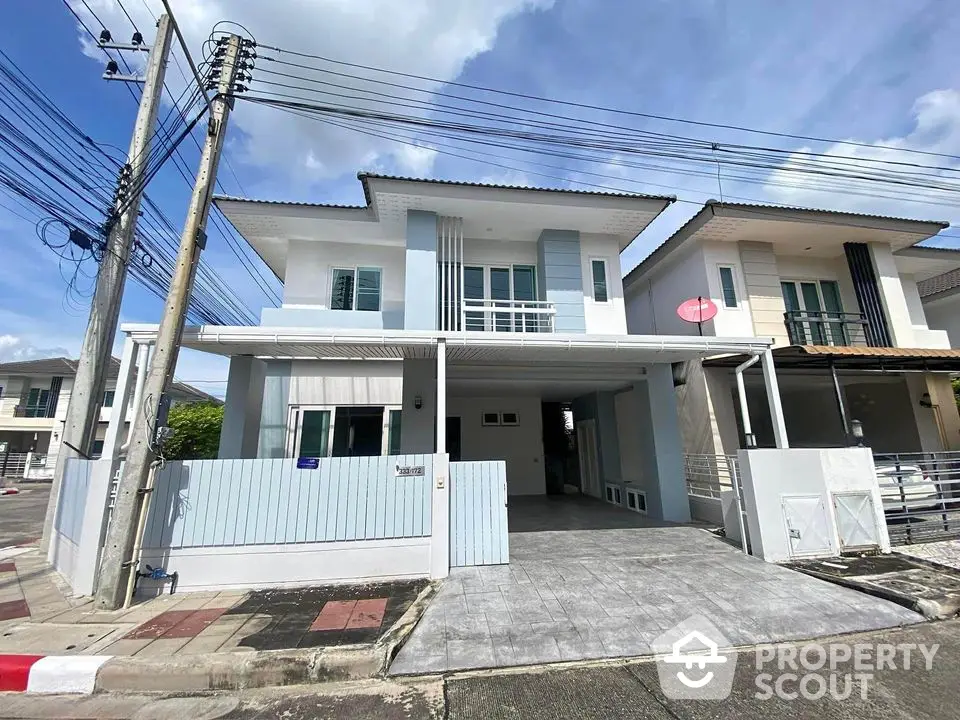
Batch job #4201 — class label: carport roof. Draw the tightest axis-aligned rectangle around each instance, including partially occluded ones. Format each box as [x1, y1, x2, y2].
[703, 344, 960, 371]
[121, 324, 774, 365]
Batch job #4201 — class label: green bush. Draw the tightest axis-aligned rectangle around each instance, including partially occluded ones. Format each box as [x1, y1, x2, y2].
[162, 402, 223, 460]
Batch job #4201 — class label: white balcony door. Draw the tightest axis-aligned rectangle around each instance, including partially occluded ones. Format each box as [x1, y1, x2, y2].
[781, 280, 846, 345]
[461, 265, 538, 332]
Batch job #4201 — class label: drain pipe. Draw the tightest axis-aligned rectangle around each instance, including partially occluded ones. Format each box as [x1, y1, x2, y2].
[735, 354, 760, 448]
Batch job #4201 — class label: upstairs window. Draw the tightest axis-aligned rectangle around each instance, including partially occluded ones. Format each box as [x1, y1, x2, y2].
[330, 267, 381, 311]
[103, 390, 115, 408]
[718, 266, 739, 308]
[591, 259, 609, 302]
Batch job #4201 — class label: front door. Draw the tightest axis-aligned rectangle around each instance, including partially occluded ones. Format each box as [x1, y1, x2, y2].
[576, 419, 601, 498]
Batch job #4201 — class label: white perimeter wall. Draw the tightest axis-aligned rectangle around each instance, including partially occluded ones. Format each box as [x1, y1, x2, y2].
[738, 447, 890, 563]
[448, 394, 545, 495]
[139, 538, 431, 593]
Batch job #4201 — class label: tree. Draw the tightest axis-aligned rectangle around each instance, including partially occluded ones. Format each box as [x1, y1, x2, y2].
[162, 402, 223, 460]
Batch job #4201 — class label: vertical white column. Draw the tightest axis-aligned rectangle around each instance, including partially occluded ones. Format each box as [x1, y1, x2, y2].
[760, 349, 790, 449]
[100, 336, 137, 466]
[123, 344, 151, 452]
[430, 337, 450, 579]
[436, 339, 446, 453]
[458, 218, 465, 332]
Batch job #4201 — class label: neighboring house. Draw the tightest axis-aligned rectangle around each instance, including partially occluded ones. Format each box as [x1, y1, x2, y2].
[119, 173, 777, 524]
[0, 357, 217, 478]
[623, 200, 960, 456]
[918, 265, 960, 348]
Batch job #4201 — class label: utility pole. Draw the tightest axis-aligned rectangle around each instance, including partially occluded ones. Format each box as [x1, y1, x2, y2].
[40, 15, 174, 555]
[95, 34, 246, 609]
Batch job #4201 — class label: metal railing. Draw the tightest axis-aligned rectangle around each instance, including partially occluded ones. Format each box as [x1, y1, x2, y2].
[461, 298, 556, 333]
[874, 451, 960, 545]
[13, 405, 50, 418]
[684, 453, 738, 498]
[0, 452, 29, 477]
[784, 311, 869, 346]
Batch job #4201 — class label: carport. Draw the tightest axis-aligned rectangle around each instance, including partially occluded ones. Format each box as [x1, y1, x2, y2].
[391, 499, 923, 674]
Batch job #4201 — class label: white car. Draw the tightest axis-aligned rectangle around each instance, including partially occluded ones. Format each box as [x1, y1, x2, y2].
[874, 463, 939, 511]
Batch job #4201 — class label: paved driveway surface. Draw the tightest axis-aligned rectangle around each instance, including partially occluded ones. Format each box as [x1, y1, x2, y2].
[390, 496, 923, 674]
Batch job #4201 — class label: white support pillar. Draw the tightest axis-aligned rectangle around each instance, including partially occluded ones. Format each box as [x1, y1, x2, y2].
[760, 349, 789, 449]
[436, 339, 446, 452]
[429, 337, 450, 579]
[218, 356, 267, 459]
[100, 335, 137, 467]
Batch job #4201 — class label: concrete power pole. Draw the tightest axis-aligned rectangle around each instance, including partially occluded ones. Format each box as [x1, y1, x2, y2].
[95, 34, 245, 609]
[40, 15, 174, 555]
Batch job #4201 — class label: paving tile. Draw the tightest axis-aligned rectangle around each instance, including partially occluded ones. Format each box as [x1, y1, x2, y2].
[176, 633, 230, 655]
[123, 609, 196, 639]
[0, 562, 16, 573]
[310, 600, 356, 631]
[162, 607, 229, 638]
[0, 599, 29, 621]
[447, 639, 496, 670]
[345, 598, 387, 630]
[134, 636, 191, 657]
[100, 638, 154, 656]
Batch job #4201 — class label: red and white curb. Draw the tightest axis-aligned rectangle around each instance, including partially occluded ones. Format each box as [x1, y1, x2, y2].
[0, 654, 112, 693]
[0, 487, 19, 496]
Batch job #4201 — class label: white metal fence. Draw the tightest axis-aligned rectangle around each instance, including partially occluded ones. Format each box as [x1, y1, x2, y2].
[0, 452, 29, 477]
[684, 453, 749, 552]
[874, 451, 960, 545]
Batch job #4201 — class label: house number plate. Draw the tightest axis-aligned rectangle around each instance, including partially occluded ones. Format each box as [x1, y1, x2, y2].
[396, 465, 425, 477]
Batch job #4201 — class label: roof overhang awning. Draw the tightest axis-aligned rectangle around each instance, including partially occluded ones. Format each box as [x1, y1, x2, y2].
[122, 324, 774, 366]
[703, 345, 960, 372]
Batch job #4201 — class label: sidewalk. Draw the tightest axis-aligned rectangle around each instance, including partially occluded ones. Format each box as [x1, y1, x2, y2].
[0, 545, 432, 691]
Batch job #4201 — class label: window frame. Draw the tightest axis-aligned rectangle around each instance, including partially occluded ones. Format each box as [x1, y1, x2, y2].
[717, 264, 741, 309]
[328, 265, 383, 312]
[589, 258, 610, 303]
[102, 390, 115, 408]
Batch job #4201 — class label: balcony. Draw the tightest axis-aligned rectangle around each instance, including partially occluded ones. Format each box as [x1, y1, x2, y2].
[462, 299, 556, 333]
[13, 405, 49, 418]
[783, 311, 868, 347]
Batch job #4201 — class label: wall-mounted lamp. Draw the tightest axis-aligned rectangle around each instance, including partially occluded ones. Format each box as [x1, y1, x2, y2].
[414, 395, 423, 410]
[850, 419, 864, 447]
[920, 392, 934, 409]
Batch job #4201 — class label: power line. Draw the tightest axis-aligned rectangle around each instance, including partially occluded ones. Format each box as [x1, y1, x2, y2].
[256, 42, 960, 164]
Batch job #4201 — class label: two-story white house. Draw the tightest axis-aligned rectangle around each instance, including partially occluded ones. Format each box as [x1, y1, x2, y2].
[0, 357, 216, 479]
[119, 174, 780, 526]
[623, 200, 960, 457]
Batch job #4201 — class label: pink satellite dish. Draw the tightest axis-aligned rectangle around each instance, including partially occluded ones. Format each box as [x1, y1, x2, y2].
[676, 296, 718, 325]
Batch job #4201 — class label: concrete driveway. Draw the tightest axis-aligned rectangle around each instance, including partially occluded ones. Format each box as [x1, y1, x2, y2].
[390, 496, 923, 674]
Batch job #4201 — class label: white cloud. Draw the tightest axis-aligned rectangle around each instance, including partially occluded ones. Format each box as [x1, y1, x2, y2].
[762, 89, 960, 223]
[0, 335, 71, 363]
[70, 0, 553, 192]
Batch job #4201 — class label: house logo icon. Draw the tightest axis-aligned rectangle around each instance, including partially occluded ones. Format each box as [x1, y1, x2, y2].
[652, 615, 737, 700]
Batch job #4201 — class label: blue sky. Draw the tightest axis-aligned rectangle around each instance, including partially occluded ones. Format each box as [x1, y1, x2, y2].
[2, 0, 959, 394]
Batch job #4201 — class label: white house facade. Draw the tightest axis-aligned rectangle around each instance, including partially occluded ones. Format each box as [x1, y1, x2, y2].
[624, 201, 960, 457]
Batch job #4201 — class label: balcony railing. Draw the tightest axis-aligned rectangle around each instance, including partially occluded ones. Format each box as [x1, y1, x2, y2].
[783, 311, 868, 347]
[13, 405, 49, 418]
[461, 299, 556, 333]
